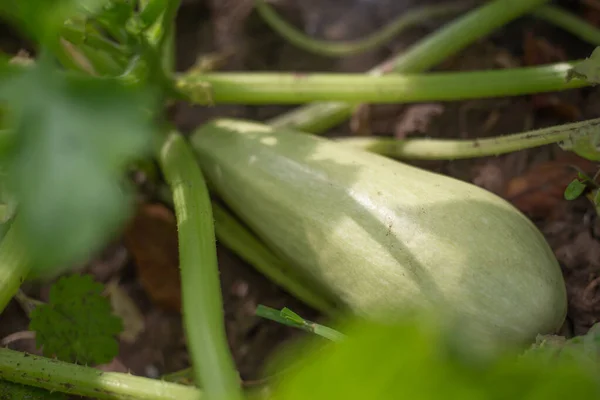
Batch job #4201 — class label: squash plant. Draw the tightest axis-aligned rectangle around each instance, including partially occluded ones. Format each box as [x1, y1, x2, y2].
[1, 0, 600, 399]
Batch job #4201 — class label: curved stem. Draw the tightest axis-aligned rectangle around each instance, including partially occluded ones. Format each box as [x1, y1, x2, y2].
[157, 132, 243, 400]
[158, 184, 339, 315]
[176, 61, 584, 104]
[211, 202, 339, 315]
[254, 0, 474, 57]
[337, 117, 600, 160]
[534, 5, 600, 46]
[0, 347, 202, 400]
[267, 0, 551, 133]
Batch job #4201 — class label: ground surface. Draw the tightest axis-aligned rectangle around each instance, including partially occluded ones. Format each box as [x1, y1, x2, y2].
[2, 0, 600, 396]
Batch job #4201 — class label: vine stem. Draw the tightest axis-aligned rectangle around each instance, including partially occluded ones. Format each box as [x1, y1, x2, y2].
[533, 5, 600, 46]
[254, 0, 475, 57]
[157, 132, 244, 400]
[337, 117, 600, 160]
[176, 62, 585, 105]
[255, 1, 600, 57]
[0, 347, 202, 400]
[157, 185, 339, 315]
[267, 0, 551, 133]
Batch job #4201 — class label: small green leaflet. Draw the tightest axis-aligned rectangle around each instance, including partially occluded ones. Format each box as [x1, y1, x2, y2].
[558, 127, 600, 161]
[564, 178, 587, 200]
[0, 380, 65, 400]
[280, 307, 305, 325]
[29, 274, 123, 365]
[0, 57, 157, 274]
[567, 46, 600, 84]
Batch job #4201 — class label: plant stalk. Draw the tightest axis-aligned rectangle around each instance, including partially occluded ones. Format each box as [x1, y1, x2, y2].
[267, 0, 551, 133]
[0, 347, 202, 400]
[157, 132, 243, 400]
[176, 62, 585, 105]
[0, 220, 30, 313]
[337, 117, 600, 160]
[157, 185, 339, 315]
[533, 5, 600, 46]
[254, 0, 475, 57]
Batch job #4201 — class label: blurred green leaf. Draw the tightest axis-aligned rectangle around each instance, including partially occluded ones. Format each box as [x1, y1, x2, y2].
[29, 274, 123, 365]
[0, 58, 157, 273]
[0, 0, 109, 47]
[266, 314, 600, 400]
[93, 0, 136, 44]
[564, 178, 587, 200]
[139, 0, 168, 30]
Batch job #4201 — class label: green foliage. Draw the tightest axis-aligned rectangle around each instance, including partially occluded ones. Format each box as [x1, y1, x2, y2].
[0, 58, 157, 273]
[0, 0, 108, 50]
[0, 380, 65, 400]
[29, 274, 123, 365]
[524, 323, 600, 368]
[265, 313, 600, 400]
[564, 178, 588, 200]
[567, 46, 600, 84]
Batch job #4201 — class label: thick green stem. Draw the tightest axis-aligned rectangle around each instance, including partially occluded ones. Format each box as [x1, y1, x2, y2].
[158, 184, 339, 315]
[534, 5, 600, 46]
[157, 132, 243, 400]
[338, 117, 600, 160]
[212, 202, 339, 315]
[0, 221, 30, 313]
[267, 0, 550, 133]
[176, 61, 584, 105]
[0, 347, 202, 400]
[254, 0, 474, 57]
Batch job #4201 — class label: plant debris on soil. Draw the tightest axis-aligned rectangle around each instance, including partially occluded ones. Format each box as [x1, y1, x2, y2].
[3, 0, 600, 394]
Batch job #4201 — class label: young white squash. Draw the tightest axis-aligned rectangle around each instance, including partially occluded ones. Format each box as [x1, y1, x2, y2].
[190, 118, 567, 350]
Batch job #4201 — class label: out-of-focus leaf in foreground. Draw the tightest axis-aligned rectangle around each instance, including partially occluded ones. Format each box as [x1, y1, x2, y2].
[0, 59, 157, 273]
[265, 313, 600, 400]
[0, 0, 109, 47]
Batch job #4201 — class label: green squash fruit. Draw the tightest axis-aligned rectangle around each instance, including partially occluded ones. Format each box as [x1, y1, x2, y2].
[191, 118, 567, 350]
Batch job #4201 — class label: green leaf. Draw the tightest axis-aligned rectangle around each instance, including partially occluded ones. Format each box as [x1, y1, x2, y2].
[139, 0, 168, 30]
[93, 0, 136, 44]
[0, 59, 156, 273]
[267, 313, 600, 400]
[29, 274, 123, 365]
[564, 179, 587, 200]
[567, 46, 600, 84]
[0, 380, 66, 400]
[280, 307, 305, 325]
[558, 128, 600, 161]
[0, 0, 109, 48]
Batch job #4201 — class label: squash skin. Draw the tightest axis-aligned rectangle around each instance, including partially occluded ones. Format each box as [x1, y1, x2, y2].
[191, 118, 567, 349]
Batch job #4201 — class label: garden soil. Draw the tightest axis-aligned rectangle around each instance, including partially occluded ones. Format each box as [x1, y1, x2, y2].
[2, 0, 600, 396]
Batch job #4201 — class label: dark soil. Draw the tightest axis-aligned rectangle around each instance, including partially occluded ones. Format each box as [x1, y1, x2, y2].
[3, 0, 600, 396]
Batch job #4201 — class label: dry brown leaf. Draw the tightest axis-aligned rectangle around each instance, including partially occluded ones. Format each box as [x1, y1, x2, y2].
[123, 203, 182, 312]
[394, 103, 444, 139]
[504, 154, 597, 219]
[106, 279, 146, 343]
